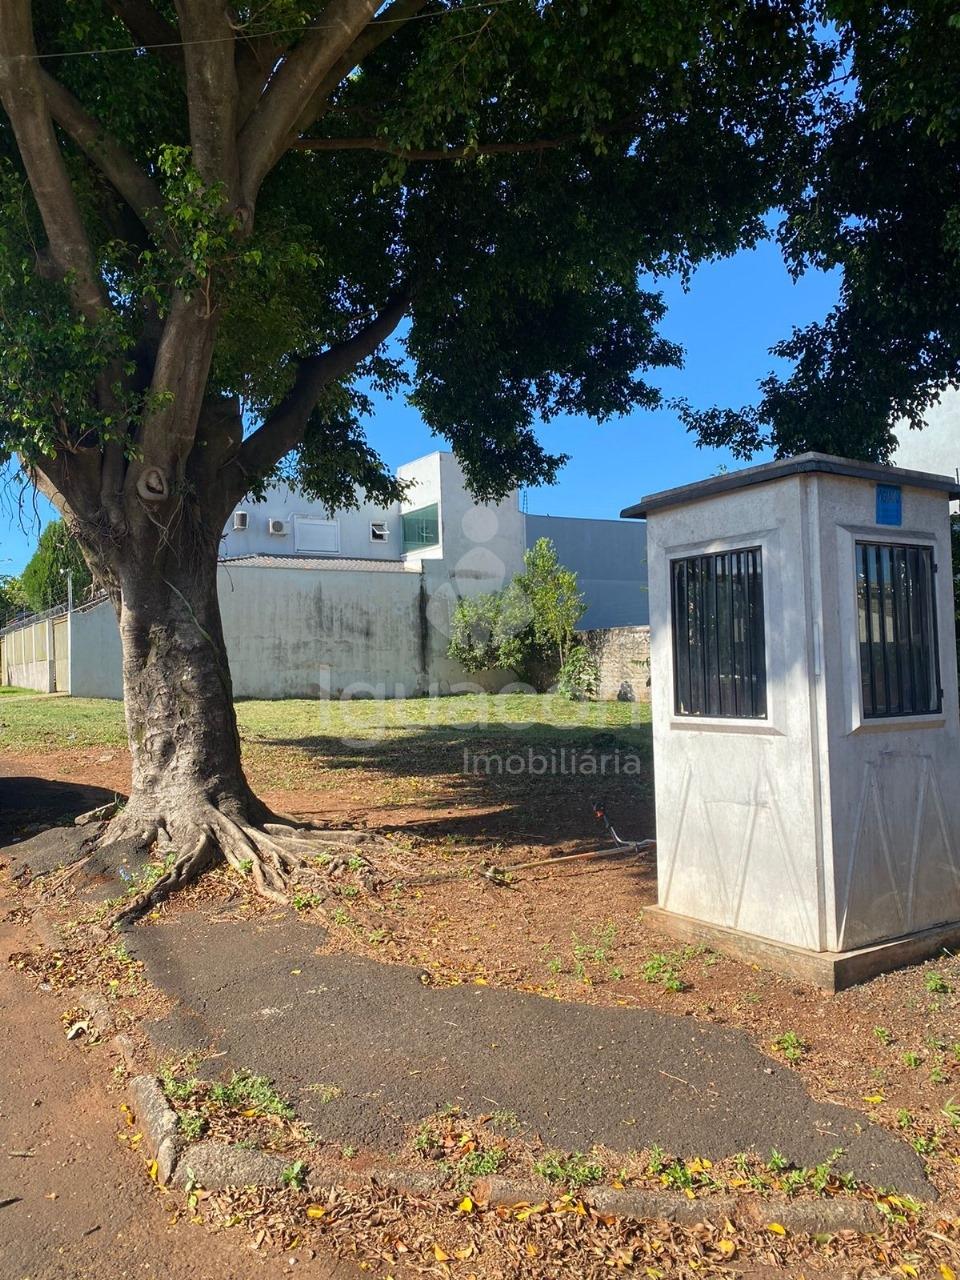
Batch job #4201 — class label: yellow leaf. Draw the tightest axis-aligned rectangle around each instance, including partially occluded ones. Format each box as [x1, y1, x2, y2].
[454, 1245, 475, 1260]
[457, 1197, 473, 1213]
[433, 1244, 450, 1262]
[863, 1094, 884, 1105]
[767, 1223, 787, 1235]
[525, 1243, 538, 1258]
[611, 1180, 625, 1190]
[290, 969, 302, 975]
[241, 1108, 259, 1117]
[473, 978, 488, 986]
[900, 1267, 919, 1278]
[717, 1239, 736, 1257]
[940, 1266, 957, 1280]
[147, 1159, 159, 1182]
[306, 1205, 326, 1220]
[515, 1202, 548, 1221]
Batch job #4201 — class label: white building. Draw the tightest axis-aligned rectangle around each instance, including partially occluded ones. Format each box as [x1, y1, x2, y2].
[220, 451, 647, 631]
[892, 387, 960, 485]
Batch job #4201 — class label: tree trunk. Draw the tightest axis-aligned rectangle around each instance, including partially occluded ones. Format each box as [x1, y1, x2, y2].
[99, 536, 383, 925]
[117, 552, 261, 834]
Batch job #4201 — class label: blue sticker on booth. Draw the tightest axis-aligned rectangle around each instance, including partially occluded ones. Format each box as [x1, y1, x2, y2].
[876, 484, 902, 526]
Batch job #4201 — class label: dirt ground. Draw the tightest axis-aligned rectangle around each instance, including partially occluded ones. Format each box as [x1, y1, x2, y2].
[3, 729, 960, 1278]
[2, 742, 958, 1193]
[0, 901, 362, 1280]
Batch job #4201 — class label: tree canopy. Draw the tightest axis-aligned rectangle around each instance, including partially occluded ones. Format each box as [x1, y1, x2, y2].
[0, 0, 832, 542]
[681, 1, 960, 462]
[19, 519, 93, 613]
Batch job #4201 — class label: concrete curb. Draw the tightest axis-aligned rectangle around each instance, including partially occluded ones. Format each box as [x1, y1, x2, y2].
[128, 1075, 182, 1185]
[125, 1077, 884, 1235]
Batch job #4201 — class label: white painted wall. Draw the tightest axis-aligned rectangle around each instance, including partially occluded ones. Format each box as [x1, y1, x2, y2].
[220, 482, 401, 561]
[647, 475, 823, 950]
[891, 387, 960, 486]
[813, 475, 960, 949]
[645, 465, 960, 954]
[70, 601, 122, 698]
[0, 618, 55, 692]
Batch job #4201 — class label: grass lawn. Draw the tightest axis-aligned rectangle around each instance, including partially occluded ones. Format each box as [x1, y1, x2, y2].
[0, 689, 650, 750]
[0, 690, 653, 847]
[0, 684, 35, 696]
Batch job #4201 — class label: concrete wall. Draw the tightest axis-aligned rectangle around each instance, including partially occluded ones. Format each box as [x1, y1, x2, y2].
[70, 600, 122, 698]
[581, 625, 651, 702]
[0, 617, 56, 692]
[525, 514, 649, 628]
[646, 474, 824, 951]
[67, 560, 511, 701]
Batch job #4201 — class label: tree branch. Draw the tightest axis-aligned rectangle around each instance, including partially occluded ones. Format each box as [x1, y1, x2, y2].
[238, 0, 381, 205]
[0, 0, 108, 323]
[232, 286, 411, 486]
[174, 1, 240, 198]
[290, 0, 428, 140]
[39, 69, 167, 240]
[292, 133, 583, 160]
[235, 33, 282, 127]
[104, 0, 183, 68]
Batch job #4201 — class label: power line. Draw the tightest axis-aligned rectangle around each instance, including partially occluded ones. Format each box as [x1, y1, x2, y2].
[2, 0, 521, 63]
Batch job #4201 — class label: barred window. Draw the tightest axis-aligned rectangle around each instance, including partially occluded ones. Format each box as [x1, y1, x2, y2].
[856, 542, 942, 718]
[671, 548, 767, 719]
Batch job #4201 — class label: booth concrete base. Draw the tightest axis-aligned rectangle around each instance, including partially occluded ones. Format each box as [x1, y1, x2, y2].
[645, 906, 960, 992]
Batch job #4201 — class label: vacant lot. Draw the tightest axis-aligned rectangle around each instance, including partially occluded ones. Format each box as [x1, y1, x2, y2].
[2, 690, 960, 1213]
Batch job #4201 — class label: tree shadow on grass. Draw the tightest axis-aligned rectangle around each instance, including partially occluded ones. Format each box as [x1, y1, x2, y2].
[249, 719, 655, 849]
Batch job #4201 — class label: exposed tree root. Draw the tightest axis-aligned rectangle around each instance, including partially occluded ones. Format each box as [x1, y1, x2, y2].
[107, 806, 387, 929]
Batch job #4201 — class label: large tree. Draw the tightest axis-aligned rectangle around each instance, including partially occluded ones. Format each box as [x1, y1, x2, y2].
[681, 1, 960, 461]
[0, 0, 829, 917]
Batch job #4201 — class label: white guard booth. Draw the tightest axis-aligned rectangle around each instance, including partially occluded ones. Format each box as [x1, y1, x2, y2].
[622, 452, 960, 989]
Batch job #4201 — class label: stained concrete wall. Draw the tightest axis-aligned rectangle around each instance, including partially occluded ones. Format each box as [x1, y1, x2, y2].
[581, 626, 651, 702]
[65, 560, 511, 701]
[525, 515, 649, 629]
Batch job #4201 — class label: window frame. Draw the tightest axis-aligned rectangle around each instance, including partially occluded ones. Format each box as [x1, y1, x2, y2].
[369, 520, 390, 544]
[293, 515, 340, 555]
[854, 538, 943, 721]
[401, 502, 440, 554]
[669, 544, 768, 721]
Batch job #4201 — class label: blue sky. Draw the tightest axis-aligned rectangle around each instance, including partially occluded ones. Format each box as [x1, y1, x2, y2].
[0, 238, 838, 575]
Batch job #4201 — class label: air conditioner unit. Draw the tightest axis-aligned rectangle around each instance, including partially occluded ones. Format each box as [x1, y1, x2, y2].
[233, 510, 248, 531]
[268, 518, 287, 535]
